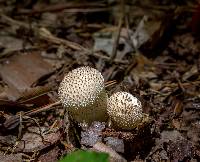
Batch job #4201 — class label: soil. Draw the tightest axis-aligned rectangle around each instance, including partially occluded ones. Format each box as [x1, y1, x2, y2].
[0, 0, 200, 162]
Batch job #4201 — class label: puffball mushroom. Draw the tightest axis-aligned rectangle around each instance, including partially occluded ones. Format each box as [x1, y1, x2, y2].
[107, 91, 144, 130]
[58, 66, 108, 124]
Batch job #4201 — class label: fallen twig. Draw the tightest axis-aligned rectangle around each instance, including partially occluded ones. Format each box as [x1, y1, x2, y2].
[17, 2, 107, 15]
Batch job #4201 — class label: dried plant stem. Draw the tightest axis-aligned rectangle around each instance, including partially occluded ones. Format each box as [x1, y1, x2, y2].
[110, 0, 125, 63]
[3, 101, 61, 130]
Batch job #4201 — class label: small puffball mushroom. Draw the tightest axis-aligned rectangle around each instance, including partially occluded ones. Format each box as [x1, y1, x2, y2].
[58, 66, 108, 124]
[107, 91, 143, 130]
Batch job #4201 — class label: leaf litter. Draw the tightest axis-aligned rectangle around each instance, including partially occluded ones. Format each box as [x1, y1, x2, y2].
[0, 0, 200, 161]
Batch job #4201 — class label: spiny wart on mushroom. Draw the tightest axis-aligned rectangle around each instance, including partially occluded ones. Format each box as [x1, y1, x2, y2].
[107, 91, 148, 130]
[58, 66, 108, 124]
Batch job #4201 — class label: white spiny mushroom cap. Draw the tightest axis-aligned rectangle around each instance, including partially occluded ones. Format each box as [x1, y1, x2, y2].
[107, 91, 143, 130]
[58, 66, 108, 123]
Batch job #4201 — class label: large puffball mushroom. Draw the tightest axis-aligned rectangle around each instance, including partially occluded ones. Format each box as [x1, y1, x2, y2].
[107, 91, 144, 130]
[58, 66, 108, 124]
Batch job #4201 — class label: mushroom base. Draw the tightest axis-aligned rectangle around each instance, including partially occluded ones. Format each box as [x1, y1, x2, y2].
[110, 113, 144, 131]
[68, 91, 108, 124]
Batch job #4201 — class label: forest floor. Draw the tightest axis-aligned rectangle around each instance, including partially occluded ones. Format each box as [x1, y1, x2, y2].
[0, 0, 200, 162]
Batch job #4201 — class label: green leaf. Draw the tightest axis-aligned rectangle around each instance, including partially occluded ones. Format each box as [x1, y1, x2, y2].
[59, 150, 109, 162]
